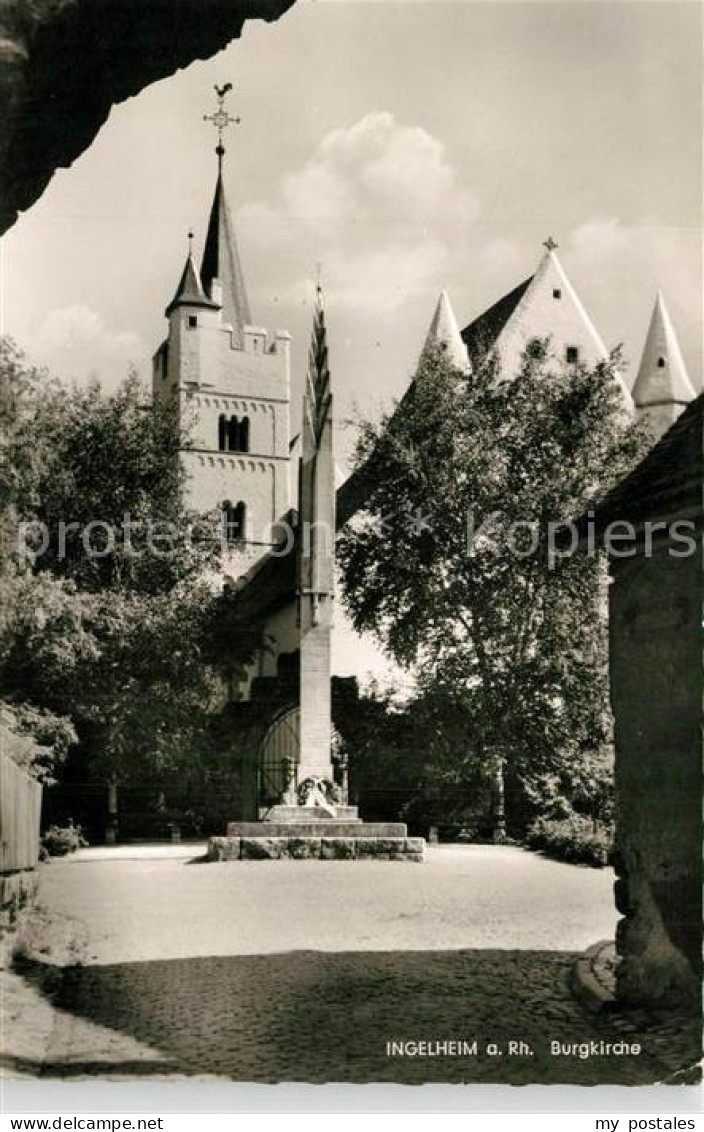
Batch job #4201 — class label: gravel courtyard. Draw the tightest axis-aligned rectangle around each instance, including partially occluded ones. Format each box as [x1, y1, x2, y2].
[3, 845, 699, 1085]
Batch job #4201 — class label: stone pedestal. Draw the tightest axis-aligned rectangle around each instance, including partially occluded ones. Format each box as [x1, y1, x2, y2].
[260, 804, 361, 824]
[209, 833, 425, 862]
[211, 802, 425, 861]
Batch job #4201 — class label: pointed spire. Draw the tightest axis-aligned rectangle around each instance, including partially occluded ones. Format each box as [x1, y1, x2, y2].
[633, 292, 696, 409]
[165, 245, 217, 317]
[420, 290, 471, 373]
[200, 170, 252, 346]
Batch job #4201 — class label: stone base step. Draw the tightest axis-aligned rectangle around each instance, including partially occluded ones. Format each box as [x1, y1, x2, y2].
[208, 835, 425, 861]
[227, 821, 406, 838]
[258, 805, 361, 823]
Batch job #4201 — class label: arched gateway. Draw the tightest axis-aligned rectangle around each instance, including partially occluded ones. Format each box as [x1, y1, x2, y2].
[258, 706, 300, 808]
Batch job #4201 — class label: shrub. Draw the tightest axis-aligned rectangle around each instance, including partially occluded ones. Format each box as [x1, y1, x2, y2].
[526, 813, 612, 868]
[41, 821, 87, 857]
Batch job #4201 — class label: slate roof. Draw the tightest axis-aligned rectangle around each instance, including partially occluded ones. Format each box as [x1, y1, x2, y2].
[165, 253, 218, 317]
[201, 171, 252, 343]
[460, 276, 533, 358]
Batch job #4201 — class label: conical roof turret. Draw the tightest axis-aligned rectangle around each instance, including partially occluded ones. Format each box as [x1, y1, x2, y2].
[420, 290, 471, 373]
[165, 249, 218, 317]
[633, 291, 696, 410]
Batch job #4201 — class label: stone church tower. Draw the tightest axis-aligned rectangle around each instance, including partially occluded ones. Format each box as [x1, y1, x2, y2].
[152, 153, 292, 578]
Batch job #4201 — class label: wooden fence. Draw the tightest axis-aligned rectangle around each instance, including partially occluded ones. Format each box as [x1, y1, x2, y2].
[1, 750, 42, 873]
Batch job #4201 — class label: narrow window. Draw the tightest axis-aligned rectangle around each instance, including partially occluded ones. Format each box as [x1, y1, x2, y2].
[218, 414, 227, 452]
[657, 356, 666, 368]
[222, 501, 246, 543]
[239, 416, 250, 453]
[187, 315, 198, 329]
[565, 345, 579, 364]
[227, 415, 239, 451]
[234, 501, 246, 540]
[552, 288, 561, 300]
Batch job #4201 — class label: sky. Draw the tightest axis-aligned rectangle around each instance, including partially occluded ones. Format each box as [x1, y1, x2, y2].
[1, 0, 701, 681]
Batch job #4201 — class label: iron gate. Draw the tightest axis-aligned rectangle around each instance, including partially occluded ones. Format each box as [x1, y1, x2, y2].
[258, 706, 300, 807]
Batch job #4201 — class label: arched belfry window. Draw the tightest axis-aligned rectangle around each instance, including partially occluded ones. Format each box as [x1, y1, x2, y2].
[227, 415, 240, 451]
[657, 356, 666, 368]
[219, 415, 251, 453]
[222, 500, 246, 543]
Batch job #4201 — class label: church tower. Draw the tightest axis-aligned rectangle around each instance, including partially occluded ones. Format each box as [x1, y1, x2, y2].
[152, 87, 292, 578]
[632, 291, 696, 444]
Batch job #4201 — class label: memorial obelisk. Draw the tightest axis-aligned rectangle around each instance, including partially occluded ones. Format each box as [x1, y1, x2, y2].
[296, 284, 336, 785]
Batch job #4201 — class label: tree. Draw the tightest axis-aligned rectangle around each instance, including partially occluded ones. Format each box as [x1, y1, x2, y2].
[0, 340, 261, 825]
[338, 339, 648, 837]
[10, 366, 220, 592]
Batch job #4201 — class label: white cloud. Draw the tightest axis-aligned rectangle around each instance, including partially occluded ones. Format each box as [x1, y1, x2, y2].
[566, 218, 701, 387]
[32, 305, 149, 390]
[279, 112, 478, 231]
[241, 112, 480, 314]
[282, 239, 448, 317]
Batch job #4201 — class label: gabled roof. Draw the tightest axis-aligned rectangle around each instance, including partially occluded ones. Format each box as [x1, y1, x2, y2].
[463, 249, 633, 410]
[461, 276, 532, 358]
[422, 291, 471, 373]
[165, 252, 218, 317]
[632, 292, 696, 409]
[201, 170, 252, 345]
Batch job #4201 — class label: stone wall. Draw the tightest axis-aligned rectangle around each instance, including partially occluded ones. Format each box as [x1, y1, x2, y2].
[0, 748, 43, 956]
[610, 543, 702, 1007]
[591, 396, 703, 1010]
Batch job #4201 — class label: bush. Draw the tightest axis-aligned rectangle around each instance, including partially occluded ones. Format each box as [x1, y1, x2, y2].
[41, 821, 87, 857]
[526, 813, 612, 868]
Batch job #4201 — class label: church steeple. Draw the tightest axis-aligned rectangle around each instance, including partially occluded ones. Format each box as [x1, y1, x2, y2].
[200, 83, 251, 347]
[200, 170, 252, 344]
[152, 86, 292, 584]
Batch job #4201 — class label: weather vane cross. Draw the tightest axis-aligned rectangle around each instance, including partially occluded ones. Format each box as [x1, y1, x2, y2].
[543, 236, 558, 252]
[203, 83, 240, 164]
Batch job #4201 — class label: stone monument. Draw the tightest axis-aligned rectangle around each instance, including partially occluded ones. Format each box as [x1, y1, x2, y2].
[209, 290, 424, 861]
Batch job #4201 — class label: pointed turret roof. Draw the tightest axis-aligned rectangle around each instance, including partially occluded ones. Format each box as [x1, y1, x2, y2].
[200, 170, 252, 344]
[421, 290, 471, 373]
[165, 251, 218, 317]
[632, 292, 696, 409]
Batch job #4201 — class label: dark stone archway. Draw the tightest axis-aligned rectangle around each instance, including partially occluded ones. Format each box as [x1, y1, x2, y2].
[0, 0, 296, 234]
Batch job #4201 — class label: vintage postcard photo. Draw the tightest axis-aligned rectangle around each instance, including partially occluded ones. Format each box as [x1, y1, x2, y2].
[0, 0, 701, 1109]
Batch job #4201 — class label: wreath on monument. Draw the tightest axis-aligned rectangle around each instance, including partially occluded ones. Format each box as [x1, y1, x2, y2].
[297, 776, 341, 807]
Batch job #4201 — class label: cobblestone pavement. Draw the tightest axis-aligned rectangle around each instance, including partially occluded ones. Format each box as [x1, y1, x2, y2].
[2, 846, 700, 1085]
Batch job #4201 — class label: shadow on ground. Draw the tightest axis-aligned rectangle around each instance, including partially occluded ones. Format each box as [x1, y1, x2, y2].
[11, 950, 699, 1085]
